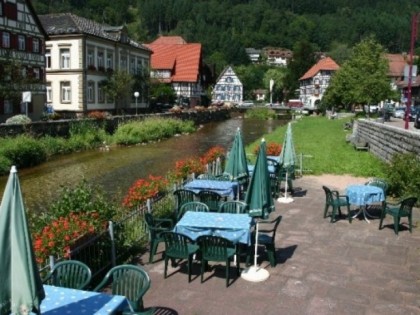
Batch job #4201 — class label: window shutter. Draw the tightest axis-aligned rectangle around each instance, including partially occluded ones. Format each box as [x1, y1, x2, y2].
[27, 37, 32, 52]
[0, 100, 4, 115]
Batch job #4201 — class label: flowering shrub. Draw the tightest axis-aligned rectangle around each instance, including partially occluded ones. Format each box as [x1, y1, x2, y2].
[173, 157, 205, 180]
[33, 211, 106, 264]
[200, 146, 225, 165]
[253, 142, 282, 156]
[122, 175, 168, 208]
[87, 110, 108, 119]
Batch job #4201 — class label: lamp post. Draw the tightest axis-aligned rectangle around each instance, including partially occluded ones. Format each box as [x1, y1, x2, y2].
[134, 91, 139, 115]
[406, 13, 420, 130]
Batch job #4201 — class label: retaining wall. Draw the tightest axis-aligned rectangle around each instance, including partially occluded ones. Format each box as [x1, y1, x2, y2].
[0, 108, 231, 138]
[355, 119, 420, 162]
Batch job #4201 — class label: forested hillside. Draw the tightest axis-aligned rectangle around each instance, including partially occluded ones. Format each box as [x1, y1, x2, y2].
[33, 0, 420, 68]
[33, 0, 419, 63]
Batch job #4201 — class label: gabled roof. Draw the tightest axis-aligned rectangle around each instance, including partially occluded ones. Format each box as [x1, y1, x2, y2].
[39, 13, 151, 52]
[214, 66, 241, 85]
[150, 36, 187, 45]
[300, 57, 339, 80]
[385, 53, 406, 77]
[146, 36, 201, 83]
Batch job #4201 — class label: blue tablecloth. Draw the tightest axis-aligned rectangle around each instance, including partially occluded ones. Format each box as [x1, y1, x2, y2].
[174, 211, 253, 245]
[267, 155, 281, 163]
[247, 164, 277, 175]
[40, 285, 131, 314]
[345, 185, 385, 206]
[184, 179, 238, 199]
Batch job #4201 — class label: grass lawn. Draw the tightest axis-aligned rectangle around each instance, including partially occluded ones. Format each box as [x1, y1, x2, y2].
[246, 116, 387, 177]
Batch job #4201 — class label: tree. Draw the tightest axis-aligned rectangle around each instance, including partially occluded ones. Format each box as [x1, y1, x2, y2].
[283, 40, 317, 100]
[104, 70, 134, 114]
[322, 36, 396, 111]
[263, 68, 288, 103]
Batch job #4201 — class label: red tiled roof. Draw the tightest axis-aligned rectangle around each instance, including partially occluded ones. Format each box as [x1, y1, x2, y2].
[149, 36, 187, 45]
[146, 37, 201, 83]
[385, 53, 406, 77]
[299, 57, 339, 80]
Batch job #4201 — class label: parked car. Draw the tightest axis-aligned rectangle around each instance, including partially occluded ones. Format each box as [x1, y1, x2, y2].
[364, 104, 378, 113]
[237, 100, 254, 108]
[393, 106, 406, 119]
[408, 106, 420, 122]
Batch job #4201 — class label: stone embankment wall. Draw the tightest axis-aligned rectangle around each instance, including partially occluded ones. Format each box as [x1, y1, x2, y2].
[0, 109, 231, 138]
[355, 119, 420, 162]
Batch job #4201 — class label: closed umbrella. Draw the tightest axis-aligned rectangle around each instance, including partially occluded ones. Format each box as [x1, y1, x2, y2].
[0, 166, 45, 315]
[223, 127, 249, 199]
[277, 122, 296, 203]
[241, 139, 274, 282]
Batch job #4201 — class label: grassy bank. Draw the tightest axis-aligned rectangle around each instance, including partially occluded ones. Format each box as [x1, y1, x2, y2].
[0, 117, 196, 175]
[246, 116, 386, 178]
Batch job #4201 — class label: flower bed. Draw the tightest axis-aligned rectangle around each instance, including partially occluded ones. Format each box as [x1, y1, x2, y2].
[33, 211, 106, 264]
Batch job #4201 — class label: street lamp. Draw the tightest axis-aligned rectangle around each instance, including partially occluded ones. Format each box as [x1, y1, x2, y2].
[134, 91, 139, 115]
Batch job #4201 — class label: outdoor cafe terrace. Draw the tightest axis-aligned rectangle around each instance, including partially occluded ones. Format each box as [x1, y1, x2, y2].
[136, 174, 420, 315]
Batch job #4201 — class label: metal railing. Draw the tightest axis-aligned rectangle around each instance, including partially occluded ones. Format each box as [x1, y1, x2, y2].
[41, 194, 169, 281]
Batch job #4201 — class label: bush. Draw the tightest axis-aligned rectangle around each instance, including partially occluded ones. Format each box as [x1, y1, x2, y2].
[0, 155, 12, 174]
[0, 135, 47, 168]
[385, 153, 420, 202]
[113, 117, 195, 145]
[5, 114, 32, 124]
[48, 179, 117, 220]
[245, 107, 277, 119]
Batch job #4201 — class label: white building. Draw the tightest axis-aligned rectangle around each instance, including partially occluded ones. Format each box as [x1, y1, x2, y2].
[39, 13, 151, 116]
[299, 57, 340, 111]
[212, 66, 243, 104]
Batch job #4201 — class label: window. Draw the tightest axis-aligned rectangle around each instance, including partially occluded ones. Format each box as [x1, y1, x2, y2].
[60, 48, 70, 69]
[2, 32, 10, 48]
[45, 49, 51, 69]
[33, 68, 40, 80]
[87, 49, 94, 67]
[87, 81, 95, 103]
[18, 35, 25, 51]
[120, 55, 127, 70]
[46, 83, 52, 103]
[98, 84, 105, 103]
[97, 51, 104, 70]
[32, 38, 39, 53]
[4, 100, 12, 114]
[107, 52, 113, 69]
[130, 57, 135, 74]
[60, 81, 71, 102]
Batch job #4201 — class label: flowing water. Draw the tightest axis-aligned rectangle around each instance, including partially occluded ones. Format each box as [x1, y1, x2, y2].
[0, 117, 286, 212]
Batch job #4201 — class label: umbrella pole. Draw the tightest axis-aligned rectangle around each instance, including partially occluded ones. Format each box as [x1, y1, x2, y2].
[241, 221, 270, 282]
[277, 171, 294, 203]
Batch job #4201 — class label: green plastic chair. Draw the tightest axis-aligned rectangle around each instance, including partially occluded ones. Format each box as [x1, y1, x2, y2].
[197, 235, 239, 287]
[322, 185, 352, 223]
[43, 260, 92, 290]
[247, 216, 282, 267]
[218, 200, 248, 214]
[94, 264, 152, 313]
[144, 212, 174, 263]
[177, 201, 209, 221]
[379, 197, 418, 235]
[173, 189, 196, 220]
[198, 190, 222, 212]
[365, 178, 389, 199]
[162, 232, 199, 283]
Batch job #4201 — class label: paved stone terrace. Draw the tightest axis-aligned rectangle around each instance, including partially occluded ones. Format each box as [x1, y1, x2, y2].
[136, 175, 420, 315]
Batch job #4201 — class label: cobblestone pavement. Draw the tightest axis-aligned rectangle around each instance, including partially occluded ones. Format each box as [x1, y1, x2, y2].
[136, 175, 420, 315]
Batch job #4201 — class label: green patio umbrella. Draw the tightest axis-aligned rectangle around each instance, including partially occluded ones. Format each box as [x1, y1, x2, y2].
[241, 139, 274, 282]
[223, 127, 249, 199]
[0, 166, 45, 315]
[278, 122, 296, 203]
